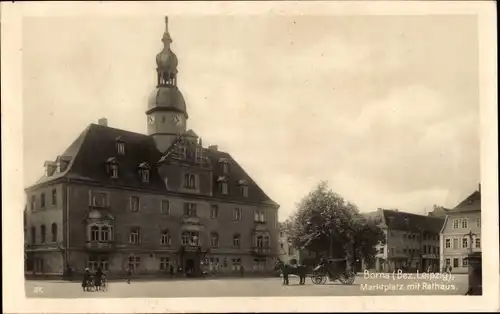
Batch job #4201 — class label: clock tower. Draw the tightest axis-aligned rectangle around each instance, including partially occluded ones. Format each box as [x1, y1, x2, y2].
[146, 17, 188, 153]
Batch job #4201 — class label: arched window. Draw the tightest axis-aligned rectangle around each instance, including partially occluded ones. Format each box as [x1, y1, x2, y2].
[233, 234, 241, 248]
[51, 223, 57, 242]
[40, 225, 46, 243]
[161, 230, 171, 246]
[210, 233, 219, 247]
[91, 226, 99, 241]
[138, 162, 151, 183]
[31, 226, 36, 244]
[106, 157, 120, 178]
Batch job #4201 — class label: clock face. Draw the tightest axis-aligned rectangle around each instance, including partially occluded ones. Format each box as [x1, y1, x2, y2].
[148, 116, 155, 124]
[172, 114, 182, 126]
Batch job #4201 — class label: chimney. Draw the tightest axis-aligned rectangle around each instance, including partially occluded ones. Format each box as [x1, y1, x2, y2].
[98, 118, 108, 127]
[208, 145, 218, 152]
[478, 183, 481, 193]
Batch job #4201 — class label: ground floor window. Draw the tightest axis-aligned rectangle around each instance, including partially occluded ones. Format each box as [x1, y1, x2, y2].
[445, 258, 451, 266]
[159, 257, 170, 271]
[128, 256, 141, 271]
[253, 258, 266, 270]
[88, 256, 109, 271]
[462, 257, 468, 267]
[231, 258, 241, 271]
[453, 258, 459, 268]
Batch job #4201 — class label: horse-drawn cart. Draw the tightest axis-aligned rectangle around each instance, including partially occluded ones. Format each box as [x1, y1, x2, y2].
[311, 258, 356, 285]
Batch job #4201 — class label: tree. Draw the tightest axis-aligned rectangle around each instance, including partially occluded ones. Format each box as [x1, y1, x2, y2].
[286, 181, 386, 267]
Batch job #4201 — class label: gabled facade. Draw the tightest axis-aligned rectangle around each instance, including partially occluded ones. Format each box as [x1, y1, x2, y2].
[439, 185, 481, 274]
[24, 17, 279, 278]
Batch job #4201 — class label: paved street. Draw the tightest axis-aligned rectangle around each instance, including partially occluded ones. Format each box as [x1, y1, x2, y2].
[26, 273, 468, 298]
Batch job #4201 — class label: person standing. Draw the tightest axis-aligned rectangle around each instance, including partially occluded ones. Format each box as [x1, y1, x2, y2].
[94, 267, 103, 291]
[169, 263, 174, 279]
[126, 267, 132, 284]
[82, 268, 91, 292]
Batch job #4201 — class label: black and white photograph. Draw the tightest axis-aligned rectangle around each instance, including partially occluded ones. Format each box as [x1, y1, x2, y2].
[2, 1, 498, 313]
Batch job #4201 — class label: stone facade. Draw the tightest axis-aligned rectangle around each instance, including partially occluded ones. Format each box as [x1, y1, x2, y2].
[24, 17, 279, 278]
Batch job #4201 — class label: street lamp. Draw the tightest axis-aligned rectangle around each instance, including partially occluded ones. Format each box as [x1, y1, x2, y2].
[463, 230, 477, 255]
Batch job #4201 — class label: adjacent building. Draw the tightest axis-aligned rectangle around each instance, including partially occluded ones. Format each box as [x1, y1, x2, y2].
[440, 185, 481, 273]
[277, 225, 316, 266]
[365, 208, 444, 273]
[24, 17, 280, 277]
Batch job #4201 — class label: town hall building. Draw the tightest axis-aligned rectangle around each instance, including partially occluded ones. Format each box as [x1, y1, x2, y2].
[24, 17, 280, 278]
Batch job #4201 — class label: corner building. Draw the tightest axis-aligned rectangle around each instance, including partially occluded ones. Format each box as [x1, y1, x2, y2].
[24, 17, 280, 277]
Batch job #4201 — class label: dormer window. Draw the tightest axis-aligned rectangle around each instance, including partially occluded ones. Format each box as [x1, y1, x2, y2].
[138, 162, 151, 183]
[177, 145, 187, 159]
[184, 173, 197, 189]
[195, 147, 203, 164]
[238, 180, 249, 197]
[106, 157, 119, 178]
[116, 137, 125, 155]
[44, 161, 57, 176]
[219, 158, 230, 174]
[55, 156, 71, 173]
[217, 176, 229, 195]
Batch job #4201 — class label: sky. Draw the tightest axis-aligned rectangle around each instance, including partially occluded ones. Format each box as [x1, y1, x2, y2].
[22, 15, 480, 220]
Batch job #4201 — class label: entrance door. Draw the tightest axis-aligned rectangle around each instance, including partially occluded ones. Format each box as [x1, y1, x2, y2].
[185, 258, 195, 276]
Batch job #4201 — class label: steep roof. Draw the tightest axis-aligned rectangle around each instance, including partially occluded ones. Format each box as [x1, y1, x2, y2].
[26, 123, 278, 207]
[382, 209, 445, 234]
[448, 190, 481, 213]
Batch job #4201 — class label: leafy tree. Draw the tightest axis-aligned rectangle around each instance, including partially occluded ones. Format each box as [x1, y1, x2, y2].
[285, 181, 386, 267]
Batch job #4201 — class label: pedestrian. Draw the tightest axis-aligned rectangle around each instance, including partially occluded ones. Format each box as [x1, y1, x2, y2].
[448, 265, 453, 274]
[94, 267, 103, 291]
[169, 264, 174, 279]
[82, 268, 91, 292]
[240, 265, 244, 277]
[126, 267, 132, 284]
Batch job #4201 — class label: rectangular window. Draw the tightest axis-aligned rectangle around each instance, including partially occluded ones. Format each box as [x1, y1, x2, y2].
[211, 205, 218, 219]
[462, 257, 468, 267]
[140, 169, 150, 183]
[161, 232, 171, 246]
[91, 192, 108, 208]
[242, 185, 249, 198]
[178, 146, 187, 159]
[280, 243, 284, 249]
[475, 237, 480, 248]
[462, 237, 468, 249]
[184, 173, 197, 189]
[461, 218, 468, 229]
[110, 164, 119, 178]
[159, 257, 170, 271]
[161, 200, 170, 215]
[445, 258, 451, 265]
[88, 256, 109, 272]
[452, 238, 459, 249]
[453, 258, 459, 268]
[445, 238, 451, 248]
[220, 182, 228, 195]
[231, 258, 241, 271]
[452, 219, 459, 229]
[195, 148, 203, 164]
[52, 189, 57, 205]
[221, 162, 229, 174]
[233, 235, 240, 248]
[31, 195, 36, 211]
[117, 142, 125, 155]
[41, 193, 46, 208]
[130, 196, 140, 212]
[184, 203, 197, 217]
[128, 256, 140, 271]
[233, 208, 242, 220]
[129, 228, 140, 244]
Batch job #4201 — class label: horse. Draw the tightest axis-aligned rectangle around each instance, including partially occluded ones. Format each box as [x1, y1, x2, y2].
[274, 260, 307, 285]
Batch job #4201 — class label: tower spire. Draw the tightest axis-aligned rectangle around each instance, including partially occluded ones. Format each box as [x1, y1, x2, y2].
[162, 16, 172, 46]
